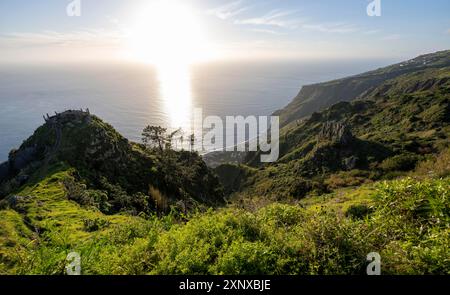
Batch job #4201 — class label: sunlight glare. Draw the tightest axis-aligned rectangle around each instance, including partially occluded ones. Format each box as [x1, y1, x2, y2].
[158, 63, 192, 131]
[128, 1, 212, 66]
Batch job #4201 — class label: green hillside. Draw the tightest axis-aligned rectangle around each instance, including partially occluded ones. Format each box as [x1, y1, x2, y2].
[1, 150, 448, 274]
[275, 50, 450, 127]
[0, 111, 224, 215]
[0, 50, 449, 274]
[227, 58, 449, 201]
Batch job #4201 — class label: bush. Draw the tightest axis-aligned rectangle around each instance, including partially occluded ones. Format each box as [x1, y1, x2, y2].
[380, 154, 419, 172]
[83, 218, 110, 232]
[415, 148, 450, 178]
[345, 204, 374, 219]
[5, 177, 449, 275]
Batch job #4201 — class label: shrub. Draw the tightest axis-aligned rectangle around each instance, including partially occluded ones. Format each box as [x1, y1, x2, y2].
[83, 218, 110, 232]
[415, 148, 450, 178]
[345, 204, 374, 219]
[4, 175, 449, 275]
[380, 154, 419, 172]
[214, 240, 277, 274]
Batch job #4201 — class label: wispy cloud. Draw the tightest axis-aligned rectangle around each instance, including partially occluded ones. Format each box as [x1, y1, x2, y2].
[232, 9, 359, 35]
[0, 29, 123, 48]
[301, 22, 359, 34]
[0, 29, 126, 63]
[207, 0, 250, 20]
[250, 28, 284, 35]
[234, 9, 301, 29]
[363, 29, 381, 35]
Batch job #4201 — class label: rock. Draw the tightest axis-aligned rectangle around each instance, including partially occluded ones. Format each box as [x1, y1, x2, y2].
[0, 161, 10, 183]
[17, 174, 30, 185]
[342, 156, 358, 171]
[7, 195, 30, 208]
[318, 121, 354, 145]
[10, 146, 37, 171]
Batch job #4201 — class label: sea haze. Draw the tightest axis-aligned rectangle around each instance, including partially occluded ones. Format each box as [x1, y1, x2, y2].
[0, 59, 394, 161]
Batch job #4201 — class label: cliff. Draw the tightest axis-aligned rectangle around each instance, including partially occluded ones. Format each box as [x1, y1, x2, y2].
[275, 50, 450, 127]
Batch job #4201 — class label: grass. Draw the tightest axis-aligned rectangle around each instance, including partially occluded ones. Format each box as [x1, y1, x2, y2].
[300, 184, 376, 215]
[0, 145, 449, 275]
[1, 165, 448, 274]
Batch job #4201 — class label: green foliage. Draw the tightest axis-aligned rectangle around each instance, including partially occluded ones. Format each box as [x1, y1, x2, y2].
[1, 52, 450, 275]
[374, 177, 449, 228]
[142, 125, 167, 151]
[380, 154, 420, 172]
[345, 204, 374, 219]
[83, 218, 110, 232]
[415, 148, 450, 178]
[1, 173, 449, 274]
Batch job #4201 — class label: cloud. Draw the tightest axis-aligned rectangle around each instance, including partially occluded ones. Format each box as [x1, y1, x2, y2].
[233, 9, 359, 35]
[234, 9, 301, 29]
[301, 22, 359, 34]
[363, 29, 381, 35]
[250, 28, 284, 35]
[0, 29, 128, 64]
[0, 29, 124, 48]
[207, 0, 250, 20]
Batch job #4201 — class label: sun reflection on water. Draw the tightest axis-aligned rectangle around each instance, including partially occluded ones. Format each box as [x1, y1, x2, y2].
[157, 63, 193, 132]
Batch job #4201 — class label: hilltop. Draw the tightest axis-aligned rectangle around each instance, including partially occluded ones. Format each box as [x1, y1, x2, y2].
[0, 110, 224, 215]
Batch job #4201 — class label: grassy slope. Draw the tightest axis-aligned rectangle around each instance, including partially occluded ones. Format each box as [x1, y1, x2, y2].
[230, 66, 450, 201]
[0, 164, 142, 274]
[1, 150, 448, 274]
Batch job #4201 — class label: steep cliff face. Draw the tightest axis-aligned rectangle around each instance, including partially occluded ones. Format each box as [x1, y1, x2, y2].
[275, 50, 450, 127]
[276, 78, 383, 126]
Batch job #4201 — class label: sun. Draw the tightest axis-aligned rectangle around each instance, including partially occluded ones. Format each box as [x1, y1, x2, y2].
[127, 1, 212, 66]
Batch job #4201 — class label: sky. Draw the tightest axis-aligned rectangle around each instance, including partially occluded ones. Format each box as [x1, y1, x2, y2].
[0, 0, 449, 64]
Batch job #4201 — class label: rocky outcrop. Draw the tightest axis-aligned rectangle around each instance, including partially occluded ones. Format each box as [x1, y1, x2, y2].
[0, 162, 9, 183]
[9, 147, 37, 171]
[0, 110, 91, 185]
[0, 147, 37, 184]
[342, 156, 359, 171]
[318, 122, 354, 145]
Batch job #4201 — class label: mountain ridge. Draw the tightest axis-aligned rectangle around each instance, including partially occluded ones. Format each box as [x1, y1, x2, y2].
[216, 50, 450, 201]
[275, 50, 450, 128]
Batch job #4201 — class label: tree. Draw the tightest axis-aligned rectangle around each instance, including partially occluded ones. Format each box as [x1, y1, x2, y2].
[167, 128, 182, 150]
[189, 134, 195, 152]
[142, 126, 167, 151]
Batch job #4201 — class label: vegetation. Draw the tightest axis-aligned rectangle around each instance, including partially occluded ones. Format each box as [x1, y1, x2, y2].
[0, 50, 449, 275]
[223, 55, 449, 201]
[0, 154, 448, 274]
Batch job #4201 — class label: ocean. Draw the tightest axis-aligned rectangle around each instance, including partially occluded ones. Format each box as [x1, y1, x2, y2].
[0, 59, 393, 161]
